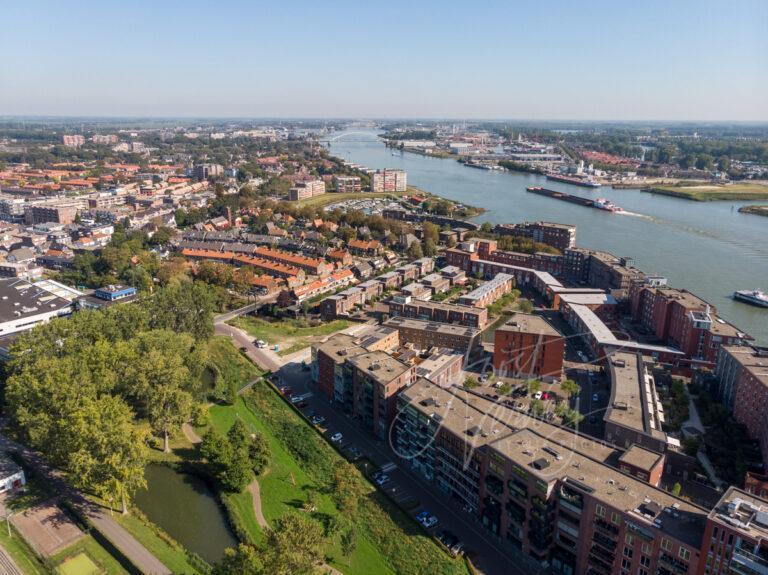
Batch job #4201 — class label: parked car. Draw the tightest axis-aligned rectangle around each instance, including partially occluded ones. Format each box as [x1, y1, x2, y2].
[296, 400, 308, 409]
[375, 474, 390, 486]
[330, 432, 343, 443]
[290, 395, 302, 404]
[541, 392, 549, 400]
[279, 386, 292, 396]
[422, 515, 438, 528]
[592, 393, 599, 403]
[310, 415, 326, 425]
[255, 339, 267, 348]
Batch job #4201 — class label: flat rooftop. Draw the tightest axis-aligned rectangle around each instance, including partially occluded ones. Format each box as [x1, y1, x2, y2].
[497, 312, 561, 338]
[619, 444, 664, 472]
[348, 351, 411, 384]
[721, 346, 768, 388]
[605, 351, 666, 441]
[709, 487, 768, 541]
[460, 273, 514, 302]
[0, 278, 75, 325]
[401, 379, 706, 547]
[384, 316, 480, 338]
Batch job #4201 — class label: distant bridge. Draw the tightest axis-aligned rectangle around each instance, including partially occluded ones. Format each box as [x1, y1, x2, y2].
[319, 131, 381, 143]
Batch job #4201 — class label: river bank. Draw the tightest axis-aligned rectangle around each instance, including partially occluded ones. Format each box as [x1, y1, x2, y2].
[644, 182, 768, 201]
[739, 204, 768, 217]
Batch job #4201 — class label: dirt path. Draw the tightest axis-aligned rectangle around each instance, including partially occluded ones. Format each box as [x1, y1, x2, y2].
[246, 480, 268, 529]
[182, 423, 202, 445]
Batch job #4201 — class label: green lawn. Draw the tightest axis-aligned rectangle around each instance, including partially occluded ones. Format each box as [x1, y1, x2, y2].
[56, 552, 100, 575]
[647, 182, 768, 201]
[205, 384, 468, 575]
[205, 336, 265, 389]
[228, 317, 350, 356]
[113, 513, 201, 575]
[0, 525, 48, 575]
[52, 535, 130, 575]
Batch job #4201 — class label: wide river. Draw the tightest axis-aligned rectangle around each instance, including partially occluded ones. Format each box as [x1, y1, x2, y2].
[329, 131, 768, 345]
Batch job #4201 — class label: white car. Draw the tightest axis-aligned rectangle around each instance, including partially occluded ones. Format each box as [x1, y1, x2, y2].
[330, 432, 343, 443]
[255, 339, 267, 348]
[422, 515, 439, 528]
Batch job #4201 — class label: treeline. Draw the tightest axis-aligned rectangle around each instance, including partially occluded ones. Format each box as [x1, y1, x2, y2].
[4, 281, 218, 513]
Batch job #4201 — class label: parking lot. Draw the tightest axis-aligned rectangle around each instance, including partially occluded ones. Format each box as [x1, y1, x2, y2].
[274, 360, 547, 575]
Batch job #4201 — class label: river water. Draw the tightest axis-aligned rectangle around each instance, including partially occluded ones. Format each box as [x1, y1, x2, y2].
[329, 131, 768, 344]
[134, 464, 237, 564]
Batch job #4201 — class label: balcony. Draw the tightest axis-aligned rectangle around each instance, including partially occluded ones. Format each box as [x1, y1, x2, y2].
[659, 553, 689, 574]
[593, 517, 619, 536]
[591, 531, 617, 552]
[587, 552, 613, 575]
[590, 542, 615, 563]
[731, 547, 768, 575]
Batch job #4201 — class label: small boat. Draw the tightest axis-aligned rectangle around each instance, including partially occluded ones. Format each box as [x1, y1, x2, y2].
[733, 290, 768, 308]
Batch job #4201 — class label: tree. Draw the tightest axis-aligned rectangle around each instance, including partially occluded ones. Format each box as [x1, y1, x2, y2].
[249, 431, 271, 475]
[332, 461, 363, 515]
[480, 222, 493, 233]
[422, 221, 439, 244]
[149, 281, 217, 340]
[68, 395, 148, 514]
[560, 379, 581, 400]
[262, 513, 325, 575]
[671, 482, 682, 496]
[530, 399, 545, 417]
[525, 379, 541, 394]
[422, 238, 437, 257]
[463, 376, 479, 390]
[518, 299, 534, 313]
[406, 241, 423, 259]
[213, 544, 262, 575]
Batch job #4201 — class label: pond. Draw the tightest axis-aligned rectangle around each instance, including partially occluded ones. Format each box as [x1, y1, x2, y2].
[134, 464, 237, 564]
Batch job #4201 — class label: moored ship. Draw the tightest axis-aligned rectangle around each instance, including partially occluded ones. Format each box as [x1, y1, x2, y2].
[545, 172, 602, 188]
[733, 290, 768, 308]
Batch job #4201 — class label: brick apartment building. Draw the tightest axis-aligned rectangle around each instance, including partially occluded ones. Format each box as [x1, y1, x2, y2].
[383, 316, 481, 355]
[493, 313, 564, 381]
[24, 204, 78, 225]
[395, 380, 709, 575]
[388, 298, 489, 329]
[289, 179, 326, 201]
[458, 273, 515, 308]
[495, 221, 577, 252]
[252, 246, 334, 276]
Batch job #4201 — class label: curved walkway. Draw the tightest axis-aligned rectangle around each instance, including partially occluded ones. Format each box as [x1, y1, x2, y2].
[182, 423, 202, 445]
[246, 480, 268, 529]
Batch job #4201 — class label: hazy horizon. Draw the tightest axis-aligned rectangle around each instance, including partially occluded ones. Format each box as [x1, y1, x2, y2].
[2, 0, 767, 121]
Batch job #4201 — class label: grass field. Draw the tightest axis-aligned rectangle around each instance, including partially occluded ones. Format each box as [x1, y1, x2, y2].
[228, 317, 350, 356]
[113, 513, 201, 575]
[204, 382, 469, 575]
[56, 552, 100, 575]
[646, 182, 768, 201]
[738, 204, 768, 217]
[204, 336, 265, 388]
[297, 192, 399, 207]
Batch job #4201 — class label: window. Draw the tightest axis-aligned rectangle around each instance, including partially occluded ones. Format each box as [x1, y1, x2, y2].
[624, 547, 634, 559]
[622, 558, 631, 570]
[661, 538, 672, 551]
[638, 569, 648, 575]
[679, 547, 691, 561]
[642, 543, 651, 555]
[612, 512, 621, 525]
[640, 555, 651, 567]
[596, 504, 606, 518]
[625, 534, 635, 545]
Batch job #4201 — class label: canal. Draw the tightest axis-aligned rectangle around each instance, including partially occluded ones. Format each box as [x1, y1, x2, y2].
[329, 131, 768, 345]
[134, 464, 237, 564]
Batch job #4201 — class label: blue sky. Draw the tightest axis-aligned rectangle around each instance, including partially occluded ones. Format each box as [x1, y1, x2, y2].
[2, 0, 766, 120]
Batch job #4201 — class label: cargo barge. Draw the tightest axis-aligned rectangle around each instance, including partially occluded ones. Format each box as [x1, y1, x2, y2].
[526, 187, 624, 212]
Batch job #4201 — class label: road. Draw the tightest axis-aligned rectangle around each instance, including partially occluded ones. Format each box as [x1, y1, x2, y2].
[276, 361, 545, 575]
[0, 435, 171, 575]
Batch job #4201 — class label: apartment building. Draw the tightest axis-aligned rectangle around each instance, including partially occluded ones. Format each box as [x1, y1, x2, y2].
[604, 352, 671, 453]
[458, 273, 515, 308]
[278, 269, 355, 306]
[714, 346, 768, 410]
[192, 163, 224, 180]
[495, 221, 577, 252]
[332, 175, 362, 193]
[383, 316, 481, 355]
[91, 134, 118, 145]
[421, 273, 450, 294]
[24, 204, 78, 225]
[62, 135, 85, 148]
[395, 380, 706, 575]
[388, 297, 489, 329]
[371, 169, 407, 192]
[289, 179, 326, 201]
[413, 348, 464, 388]
[701, 488, 768, 575]
[493, 313, 564, 381]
